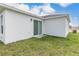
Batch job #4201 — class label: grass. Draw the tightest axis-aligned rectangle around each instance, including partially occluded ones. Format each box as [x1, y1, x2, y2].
[0, 33, 79, 56]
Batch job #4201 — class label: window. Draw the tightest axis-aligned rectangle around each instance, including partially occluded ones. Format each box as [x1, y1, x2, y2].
[1, 15, 3, 34]
[1, 25, 3, 34]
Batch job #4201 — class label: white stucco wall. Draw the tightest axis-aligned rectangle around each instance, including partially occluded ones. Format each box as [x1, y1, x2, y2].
[65, 18, 69, 37]
[4, 9, 42, 44]
[1, 9, 69, 44]
[43, 17, 68, 37]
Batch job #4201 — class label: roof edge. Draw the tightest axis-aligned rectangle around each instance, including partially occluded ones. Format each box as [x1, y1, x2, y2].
[0, 3, 70, 22]
[0, 3, 42, 19]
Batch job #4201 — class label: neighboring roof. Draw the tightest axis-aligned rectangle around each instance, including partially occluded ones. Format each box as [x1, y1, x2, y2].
[0, 3, 70, 22]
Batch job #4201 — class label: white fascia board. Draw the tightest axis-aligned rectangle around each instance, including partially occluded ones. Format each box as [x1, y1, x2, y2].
[0, 3, 70, 22]
[0, 3, 42, 19]
[42, 14, 70, 22]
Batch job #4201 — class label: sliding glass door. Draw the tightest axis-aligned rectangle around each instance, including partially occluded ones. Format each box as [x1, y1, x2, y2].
[38, 21, 42, 34]
[34, 20, 42, 35]
[34, 20, 38, 35]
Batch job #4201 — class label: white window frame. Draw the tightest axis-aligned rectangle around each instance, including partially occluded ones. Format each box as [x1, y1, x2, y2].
[0, 15, 3, 34]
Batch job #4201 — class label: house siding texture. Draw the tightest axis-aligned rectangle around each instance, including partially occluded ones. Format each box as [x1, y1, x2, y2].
[4, 9, 42, 44]
[1, 9, 69, 44]
[43, 17, 68, 37]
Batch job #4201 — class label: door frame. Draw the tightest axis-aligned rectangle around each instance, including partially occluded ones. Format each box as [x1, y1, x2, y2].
[33, 19, 42, 36]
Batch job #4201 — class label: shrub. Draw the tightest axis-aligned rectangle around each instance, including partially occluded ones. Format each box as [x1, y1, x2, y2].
[72, 30, 77, 33]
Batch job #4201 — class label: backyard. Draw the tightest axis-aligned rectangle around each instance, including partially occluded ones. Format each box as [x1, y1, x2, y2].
[0, 33, 79, 56]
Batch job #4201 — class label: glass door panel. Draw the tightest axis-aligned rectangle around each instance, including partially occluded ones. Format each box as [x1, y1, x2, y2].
[34, 20, 38, 35]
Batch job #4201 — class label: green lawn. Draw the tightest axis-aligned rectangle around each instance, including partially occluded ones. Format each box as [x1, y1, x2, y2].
[0, 33, 79, 56]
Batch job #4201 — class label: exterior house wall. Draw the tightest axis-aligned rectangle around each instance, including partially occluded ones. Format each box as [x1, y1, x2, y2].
[0, 9, 69, 44]
[65, 17, 69, 37]
[4, 9, 42, 44]
[0, 11, 5, 42]
[43, 17, 67, 37]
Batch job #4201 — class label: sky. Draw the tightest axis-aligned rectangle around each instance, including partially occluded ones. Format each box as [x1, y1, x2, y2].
[23, 3, 79, 27]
